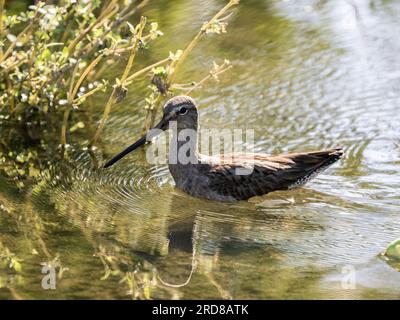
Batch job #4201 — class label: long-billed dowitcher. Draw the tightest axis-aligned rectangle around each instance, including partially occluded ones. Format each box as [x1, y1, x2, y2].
[104, 96, 343, 202]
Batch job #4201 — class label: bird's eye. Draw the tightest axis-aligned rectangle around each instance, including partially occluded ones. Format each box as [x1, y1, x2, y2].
[179, 107, 188, 115]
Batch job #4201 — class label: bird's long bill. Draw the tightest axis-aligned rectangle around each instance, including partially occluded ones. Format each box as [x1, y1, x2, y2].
[103, 117, 169, 168]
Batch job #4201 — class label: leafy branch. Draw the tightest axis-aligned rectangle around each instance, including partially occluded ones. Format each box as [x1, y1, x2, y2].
[141, 0, 239, 132]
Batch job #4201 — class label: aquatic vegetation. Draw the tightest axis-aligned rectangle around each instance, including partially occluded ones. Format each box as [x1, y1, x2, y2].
[0, 0, 239, 299]
[0, 0, 238, 185]
[0, 0, 163, 183]
[0, 241, 22, 273]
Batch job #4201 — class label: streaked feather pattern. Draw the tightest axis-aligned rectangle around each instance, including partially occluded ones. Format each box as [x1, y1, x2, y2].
[171, 148, 344, 201]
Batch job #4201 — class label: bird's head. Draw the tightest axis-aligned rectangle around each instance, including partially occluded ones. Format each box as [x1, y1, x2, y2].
[103, 95, 198, 168]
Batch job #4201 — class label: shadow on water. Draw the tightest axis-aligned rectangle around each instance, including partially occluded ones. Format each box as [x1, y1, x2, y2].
[1, 0, 400, 299]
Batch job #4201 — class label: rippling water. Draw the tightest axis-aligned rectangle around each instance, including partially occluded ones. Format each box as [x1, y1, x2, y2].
[1, 0, 400, 299]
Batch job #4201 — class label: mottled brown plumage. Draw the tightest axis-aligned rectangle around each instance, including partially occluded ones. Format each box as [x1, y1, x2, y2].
[104, 96, 344, 202]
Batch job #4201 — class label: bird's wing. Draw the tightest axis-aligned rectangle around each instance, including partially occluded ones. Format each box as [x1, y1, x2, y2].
[201, 149, 343, 200]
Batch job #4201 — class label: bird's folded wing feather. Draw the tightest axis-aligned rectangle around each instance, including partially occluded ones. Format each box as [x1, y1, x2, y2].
[201, 149, 343, 199]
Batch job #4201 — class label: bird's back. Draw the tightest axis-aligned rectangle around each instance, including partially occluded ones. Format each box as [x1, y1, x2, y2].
[182, 148, 344, 201]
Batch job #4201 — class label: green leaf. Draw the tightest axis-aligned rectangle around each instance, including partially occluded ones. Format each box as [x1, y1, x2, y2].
[384, 239, 400, 260]
[69, 121, 85, 132]
[42, 48, 52, 61]
[61, 46, 69, 61]
[153, 66, 166, 76]
[12, 260, 22, 273]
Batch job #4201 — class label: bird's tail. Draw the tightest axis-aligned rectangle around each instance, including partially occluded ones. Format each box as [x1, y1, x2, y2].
[278, 148, 344, 188]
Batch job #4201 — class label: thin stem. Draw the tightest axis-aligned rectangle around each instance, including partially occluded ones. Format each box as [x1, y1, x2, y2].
[89, 17, 147, 147]
[88, 87, 117, 148]
[142, 0, 239, 131]
[185, 65, 232, 94]
[0, 23, 34, 65]
[72, 57, 169, 105]
[167, 0, 238, 85]
[1, 58, 27, 73]
[82, 0, 149, 55]
[0, 0, 5, 65]
[143, 94, 162, 133]
[60, 108, 72, 147]
[73, 84, 105, 105]
[71, 54, 104, 101]
[120, 0, 148, 21]
[5, 73, 14, 113]
[59, 4, 76, 44]
[125, 57, 170, 86]
[120, 16, 147, 83]
[67, 0, 118, 56]
[60, 63, 79, 146]
[0, 4, 42, 65]
[0, 0, 4, 37]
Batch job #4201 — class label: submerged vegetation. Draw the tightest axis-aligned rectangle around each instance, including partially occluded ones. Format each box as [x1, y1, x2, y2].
[0, 0, 239, 299]
[0, 0, 238, 186]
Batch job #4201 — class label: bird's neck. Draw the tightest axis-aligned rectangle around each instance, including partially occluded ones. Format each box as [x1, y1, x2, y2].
[168, 123, 199, 166]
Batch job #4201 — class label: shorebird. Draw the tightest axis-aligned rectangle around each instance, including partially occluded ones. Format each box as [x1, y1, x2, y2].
[104, 96, 343, 202]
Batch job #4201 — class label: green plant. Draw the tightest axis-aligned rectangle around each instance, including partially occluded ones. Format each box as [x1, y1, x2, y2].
[0, 0, 165, 183]
[0, 0, 238, 185]
[141, 0, 239, 132]
[0, 0, 163, 140]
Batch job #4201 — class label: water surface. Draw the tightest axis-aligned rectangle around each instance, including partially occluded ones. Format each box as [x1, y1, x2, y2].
[1, 0, 400, 299]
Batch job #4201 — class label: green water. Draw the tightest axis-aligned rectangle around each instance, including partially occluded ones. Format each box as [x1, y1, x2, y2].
[1, 0, 400, 299]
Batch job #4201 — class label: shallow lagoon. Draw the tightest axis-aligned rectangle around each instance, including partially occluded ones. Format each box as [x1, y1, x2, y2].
[1, 0, 400, 299]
